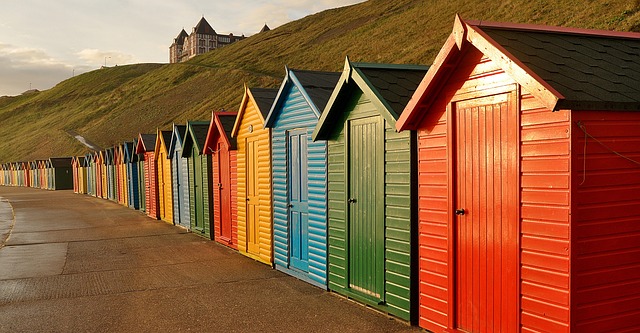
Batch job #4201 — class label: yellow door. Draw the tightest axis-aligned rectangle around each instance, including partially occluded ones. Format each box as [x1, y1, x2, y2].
[246, 136, 260, 255]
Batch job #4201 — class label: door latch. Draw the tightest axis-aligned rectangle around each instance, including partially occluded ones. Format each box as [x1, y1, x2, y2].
[455, 208, 465, 216]
[347, 198, 357, 203]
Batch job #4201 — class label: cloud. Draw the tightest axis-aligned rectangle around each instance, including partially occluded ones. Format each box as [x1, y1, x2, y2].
[0, 43, 90, 97]
[75, 49, 137, 67]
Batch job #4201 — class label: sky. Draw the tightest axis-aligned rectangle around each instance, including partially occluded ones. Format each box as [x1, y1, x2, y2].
[0, 0, 365, 97]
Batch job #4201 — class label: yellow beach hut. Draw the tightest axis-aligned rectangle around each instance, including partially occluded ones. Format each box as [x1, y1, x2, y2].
[154, 129, 173, 224]
[231, 86, 278, 265]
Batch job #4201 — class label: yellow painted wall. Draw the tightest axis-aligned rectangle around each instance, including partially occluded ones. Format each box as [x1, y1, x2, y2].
[156, 135, 173, 224]
[235, 95, 272, 265]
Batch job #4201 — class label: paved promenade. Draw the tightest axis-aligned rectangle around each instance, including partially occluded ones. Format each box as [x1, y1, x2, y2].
[0, 187, 420, 332]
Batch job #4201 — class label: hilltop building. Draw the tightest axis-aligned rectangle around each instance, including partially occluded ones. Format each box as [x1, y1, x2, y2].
[169, 17, 246, 63]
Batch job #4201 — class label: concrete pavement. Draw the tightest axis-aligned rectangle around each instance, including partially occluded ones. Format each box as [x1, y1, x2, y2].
[0, 187, 421, 332]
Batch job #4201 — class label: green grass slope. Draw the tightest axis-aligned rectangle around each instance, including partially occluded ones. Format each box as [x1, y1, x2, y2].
[1, 0, 639, 162]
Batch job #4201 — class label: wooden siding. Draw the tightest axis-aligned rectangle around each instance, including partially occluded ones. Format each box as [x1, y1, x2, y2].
[171, 146, 191, 229]
[520, 93, 571, 333]
[236, 98, 273, 265]
[415, 49, 571, 332]
[144, 152, 159, 219]
[127, 160, 140, 209]
[187, 151, 212, 239]
[212, 145, 238, 248]
[137, 159, 146, 212]
[157, 145, 173, 224]
[326, 90, 413, 321]
[571, 111, 640, 333]
[271, 84, 329, 288]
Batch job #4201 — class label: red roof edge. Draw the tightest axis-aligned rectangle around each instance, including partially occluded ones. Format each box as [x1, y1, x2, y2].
[466, 19, 640, 40]
[204, 111, 238, 154]
[396, 15, 466, 131]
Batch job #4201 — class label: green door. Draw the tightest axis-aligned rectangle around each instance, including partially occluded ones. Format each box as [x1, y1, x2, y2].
[347, 116, 384, 300]
[193, 146, 204, 232]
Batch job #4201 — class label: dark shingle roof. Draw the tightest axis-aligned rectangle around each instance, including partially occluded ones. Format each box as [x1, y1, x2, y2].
[358, 67, 429, 116]
[175, 29, 188, 45]
[191, 123, 210, 151]
[161, 130, 172, 150]
[293, 70, 341, 112]
[482, 27, 640, 110]
[139, 134, 156, 152]
[217, 113, 238, 150]
[194, 17, 215, 35]
[250, 88, 278, 119]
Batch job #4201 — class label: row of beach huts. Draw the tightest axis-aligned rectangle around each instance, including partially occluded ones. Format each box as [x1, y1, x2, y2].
[2, 18, 640, 332]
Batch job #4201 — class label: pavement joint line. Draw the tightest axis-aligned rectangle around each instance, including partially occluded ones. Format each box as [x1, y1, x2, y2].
[4, 231, 191, 247]
[56, 257, 249, 277]
[0, 197, 16, 250]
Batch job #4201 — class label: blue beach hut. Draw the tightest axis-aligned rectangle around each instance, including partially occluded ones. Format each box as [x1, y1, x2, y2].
[124, 141, 140, 210]
[169, 124, 190, 229]
[264, 68, 340, 288]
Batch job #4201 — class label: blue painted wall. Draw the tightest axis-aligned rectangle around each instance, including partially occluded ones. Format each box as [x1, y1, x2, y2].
[268, 78, 328, 288]
[169, 127, 191, 230]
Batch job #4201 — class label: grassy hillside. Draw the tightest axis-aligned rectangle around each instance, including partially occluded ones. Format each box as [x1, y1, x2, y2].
[1, 0, 640, 162]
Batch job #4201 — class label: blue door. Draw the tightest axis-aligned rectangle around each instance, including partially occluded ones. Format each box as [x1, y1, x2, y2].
[288, 129, 309, 271]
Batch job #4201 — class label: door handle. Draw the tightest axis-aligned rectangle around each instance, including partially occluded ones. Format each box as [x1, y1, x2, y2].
[455, 208, 465, 216]
[287, 203, 293, 208]
[347, 198, 357, 203]
[246, 198, 250, 202]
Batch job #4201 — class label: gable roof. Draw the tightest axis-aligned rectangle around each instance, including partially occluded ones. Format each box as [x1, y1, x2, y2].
[313, 57, 428, 140]
[204, 111, 238, 154]
[105, 147, 114, 165]
[182, 121, 210, 157]
[231, 85, 278, 136]
[154, 129, 172, 156]
[136, 134, 156, 154]
[397, 16, 640, 131]
[123, 141, 135, 163]
[168, 124, 187, 159]
[175, 29, 189, 45]
[260, 24, 271, 33]
[264, 68, 340, 128]
[194, 16, 215, 35]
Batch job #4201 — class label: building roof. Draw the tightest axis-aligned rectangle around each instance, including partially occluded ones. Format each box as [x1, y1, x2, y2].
[232, 86, 280, 137]
[175, 29, 189, 45]
[481, 26, 640, 110]
[250, 88, 279, 119]
[136, 134, 157, 153]
[397, 16, 640, 131]
[194, 16, 215, 35]
[204, 111, 238, 153]
[313, 57, 428, 140]
[260, 24, 271, 33]
[168, 124, 187, 159]
[182, 122, 210, 156]
[265, 68, 340, 127]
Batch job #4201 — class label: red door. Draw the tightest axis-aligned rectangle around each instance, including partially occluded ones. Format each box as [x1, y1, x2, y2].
[454, 92, 518, 332]
[217, 142, 232, 243]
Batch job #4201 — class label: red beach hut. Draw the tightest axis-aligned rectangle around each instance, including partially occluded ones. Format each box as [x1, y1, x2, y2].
[397, 16, 640, 333]
[203, 111, 238, 249]
[136, 133, 159, 219]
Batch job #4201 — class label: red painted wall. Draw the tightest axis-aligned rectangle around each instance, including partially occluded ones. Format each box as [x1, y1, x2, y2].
[212, 140, 238, 250]
[415, 46, 572, 332]
[571, 111, 640, 332]
[144, 152, 159, 219]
